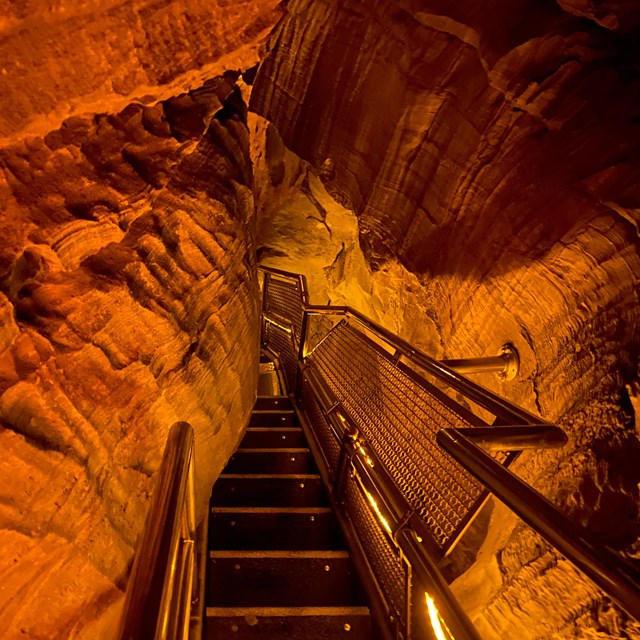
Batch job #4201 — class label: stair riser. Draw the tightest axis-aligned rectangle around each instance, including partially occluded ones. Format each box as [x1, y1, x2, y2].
[206, 612, 371, 640]
[224, 450, 314, 475]
[208, 555, 365, 607]
[241, 429, 305, 448]
[210, 510, 343, 551]
[211, 477, 327, 508]
[255, 397, 292, 411]
[249, 412, 296, 428]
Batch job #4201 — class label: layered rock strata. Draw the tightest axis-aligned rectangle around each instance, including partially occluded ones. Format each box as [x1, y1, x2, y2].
[0, 0, 283, 142]
[0, 76, 259, 638]
[251, 1, 640, 637]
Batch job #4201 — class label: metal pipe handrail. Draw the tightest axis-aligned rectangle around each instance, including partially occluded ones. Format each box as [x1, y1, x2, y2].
[259, 267, 528, 418]
[437, 427, 640, 622]
[259, 264, 307, 283]
[260, 266, 638, 634]
[302, 303, 540, 426]
[118, 421, 196, 640]
[453, 425, 568, 451]
[302, 362, 481, 639]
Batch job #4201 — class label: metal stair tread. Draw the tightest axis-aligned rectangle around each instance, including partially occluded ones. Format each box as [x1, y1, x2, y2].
[211, 506, 333, 514]
[233, 447, 309, 453]
[210, 550, 349, 559]
[218, 473, 320, 479]
[245, 427, 302, 432]
[207, 606, 370, 617]
[251, 409, 294, 415]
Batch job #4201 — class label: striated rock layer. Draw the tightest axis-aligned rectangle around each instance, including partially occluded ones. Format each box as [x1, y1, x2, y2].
[0, 0, 283, 143]
[251, 1, 640, 637]
[0, 76, 260, 637]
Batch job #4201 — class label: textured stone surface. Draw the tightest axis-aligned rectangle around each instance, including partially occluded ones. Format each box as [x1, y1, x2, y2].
[0, 0, 282, 142]
[252, 1, 640, 637]
[0, 76, 260, 637]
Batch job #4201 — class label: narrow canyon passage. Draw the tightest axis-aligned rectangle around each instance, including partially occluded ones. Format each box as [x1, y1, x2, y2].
[0, 0, 639, 638]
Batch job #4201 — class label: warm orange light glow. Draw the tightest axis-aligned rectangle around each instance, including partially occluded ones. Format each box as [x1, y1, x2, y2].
[426, 593, 454, 640]
[356, 442, 374, 467]
[365, 490, 392, 535]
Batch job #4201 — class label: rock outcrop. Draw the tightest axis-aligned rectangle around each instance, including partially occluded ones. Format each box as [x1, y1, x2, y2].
[0, 0, 282, 142]
[251, 1, 640, 637]
[0, 77, 260, 639]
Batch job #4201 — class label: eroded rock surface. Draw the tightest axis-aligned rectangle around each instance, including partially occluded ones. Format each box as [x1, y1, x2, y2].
[0, 77, 259, 638]
[0, 0, 283, 142]
[251, 1, 640, 637]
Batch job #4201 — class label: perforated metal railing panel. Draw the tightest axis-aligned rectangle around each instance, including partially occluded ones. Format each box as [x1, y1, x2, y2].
[345, 470, 408, 631]
[264, 276, 304, 341]
[308, 322, 486, 552]
[264, 323, 298, 393]
[301, 378, 342, 473]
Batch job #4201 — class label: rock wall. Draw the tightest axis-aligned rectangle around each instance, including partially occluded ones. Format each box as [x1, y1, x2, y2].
[0, 0, 283, 142]
[0, 59, 265, 640]
[251, 1, 640, 637]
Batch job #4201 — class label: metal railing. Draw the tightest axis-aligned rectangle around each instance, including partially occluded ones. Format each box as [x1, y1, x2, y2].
[259, 265, 640, 639]
[437, 428, 640, 623]
[117, 422, 198, 640]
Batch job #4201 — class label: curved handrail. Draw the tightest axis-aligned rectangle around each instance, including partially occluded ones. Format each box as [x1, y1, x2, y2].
[118, 421, 196, 640]
[437, 428, 640, 622]
[260, 264, 540, 425]
[259, 264, 640, 634]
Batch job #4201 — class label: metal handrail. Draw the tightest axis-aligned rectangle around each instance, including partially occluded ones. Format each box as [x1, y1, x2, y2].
[260, 263, 539, 424]
[303, 304, 539, 425]
[259, 264, 640, 636]
[437, 428, 640, 622]
[300, 359, 482, 639]
[118, 422, 197, 640]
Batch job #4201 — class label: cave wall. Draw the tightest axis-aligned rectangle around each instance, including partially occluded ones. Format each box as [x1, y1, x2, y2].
[0, 2, 285, 637]
[251, 1, 640, 637]
[0, 0, 282, 142]
[0, 77, 259, 639]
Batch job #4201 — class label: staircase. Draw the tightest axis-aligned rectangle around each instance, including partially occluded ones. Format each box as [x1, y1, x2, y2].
[205, 362, 373, 639]
[120, 267, 639, 640]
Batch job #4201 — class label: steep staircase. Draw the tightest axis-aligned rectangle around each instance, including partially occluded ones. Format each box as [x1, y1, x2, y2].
[205, 359, 373, 639]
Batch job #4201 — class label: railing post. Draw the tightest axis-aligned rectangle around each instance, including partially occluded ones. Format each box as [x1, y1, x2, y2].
[294, 310, 310, 402]
[441, 343, 519, 381]
[260, 273, 272, 347]
[333, 412, 358, 501]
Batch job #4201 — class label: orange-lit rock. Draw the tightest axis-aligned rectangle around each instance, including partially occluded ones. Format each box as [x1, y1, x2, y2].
[0, 0, 283, 142]
[251, 1, 640, 637]
[0, 75, 261, 637]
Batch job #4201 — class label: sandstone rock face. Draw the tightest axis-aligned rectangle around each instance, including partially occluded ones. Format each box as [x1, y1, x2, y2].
[0, 76, 260, 637]
[0, 0, 283, 142]
[251, 1, 640, 637]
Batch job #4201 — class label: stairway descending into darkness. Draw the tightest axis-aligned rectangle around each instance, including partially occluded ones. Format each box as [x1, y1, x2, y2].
[205, 356, 373, 639]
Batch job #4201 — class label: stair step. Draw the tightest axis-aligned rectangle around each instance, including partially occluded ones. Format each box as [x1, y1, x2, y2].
[210, 507, 344, 550]
[211, 475, 327, 507]
[205, 606, 371, 639]
[241, 427, 305, 448]
[223, 448, 314, 474]
[208, 551, 366, 607]
[255, 396, 292, 411]
[250, 410, 296, 428]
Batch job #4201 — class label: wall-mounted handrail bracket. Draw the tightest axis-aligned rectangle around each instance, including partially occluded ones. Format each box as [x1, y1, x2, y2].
[441, 343, 520, 381]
